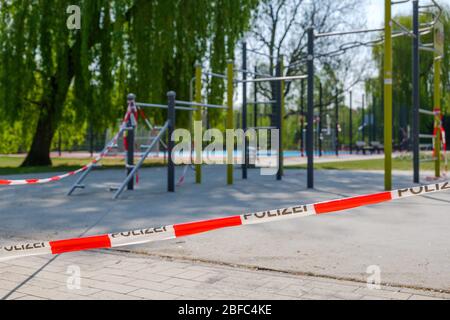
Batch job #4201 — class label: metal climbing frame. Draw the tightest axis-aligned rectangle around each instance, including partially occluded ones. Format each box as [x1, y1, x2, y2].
[412, 0, 443, 183]
[113, 120, 170, 199]
[306, 24, 386, 189]
[240, 41, 296, 181]
[68, 93, 177, 199]
[190, 62, 235, 185]
[67, 125, 128, 196]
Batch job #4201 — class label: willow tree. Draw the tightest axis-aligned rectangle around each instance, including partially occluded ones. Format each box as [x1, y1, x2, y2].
[0, 0, 257, 166]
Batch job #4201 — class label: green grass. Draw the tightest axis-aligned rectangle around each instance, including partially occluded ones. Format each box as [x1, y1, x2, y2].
[0, 156, 165, 176]
[0, 154, 445, 176]
[287, 157, 443, 171]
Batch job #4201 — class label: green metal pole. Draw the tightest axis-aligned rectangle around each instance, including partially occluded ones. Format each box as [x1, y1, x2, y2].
[434, 56, 441, 178]
[280, 57, 285, 179]
[227, 61, 234, 185]
[384, 0, 393, 190]
[195, 63, 202, 184]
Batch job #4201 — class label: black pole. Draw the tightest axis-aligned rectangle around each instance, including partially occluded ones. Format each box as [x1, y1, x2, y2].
[349, 91, 353, 154]
[58, 131, 62, 157]
[335, 88, 339, 156]
[89, 123, 94, 158]
[254, 65, 258, 127]
[412, 0, 420, 183]
[242, 42, 248, 179]
[167, 91, 176, 192]
[307, 27, 315, 188]
[126, 94, 136, 191]
[276, 61, 283, 181]
[373, 95, 377, 142]
[300, 79, 305, 157]
[362, 94, 365, 142]
[318, 82, 323, 157]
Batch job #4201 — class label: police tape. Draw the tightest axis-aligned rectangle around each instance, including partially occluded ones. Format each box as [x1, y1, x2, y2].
[0, 181, 449, 261]
[0, 110, 132, 186]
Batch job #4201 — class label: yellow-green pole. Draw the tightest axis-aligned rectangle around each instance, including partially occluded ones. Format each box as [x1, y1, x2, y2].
[227, 60, 234, 185]
[384, 0, 393, 190]
[280, 57, 285, 178]
[434, 56, 441, 178]
[195, 63, 202, 184]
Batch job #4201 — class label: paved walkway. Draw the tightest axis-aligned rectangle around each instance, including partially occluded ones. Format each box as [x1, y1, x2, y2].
[0, 250, 449, 300]
[1, 168, 450, 292]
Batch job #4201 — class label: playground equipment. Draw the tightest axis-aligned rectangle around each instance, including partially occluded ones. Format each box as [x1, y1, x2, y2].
[193, 56, 305, 184]
[302, 26, 393, 188]
[411, 0, 445, 183]
[67, 93, 174, 199]
[294, 0, 444, 189]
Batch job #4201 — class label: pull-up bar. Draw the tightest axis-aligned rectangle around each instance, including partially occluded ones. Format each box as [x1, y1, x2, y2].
[315, 28, 385, 38]
[204, 72, 227, 80]
[175, 100, 228, 110]
[235, 75, 307, 83]
[235, 69, 273, 78]
[246, 48, 277, 59]
[392, 19, 416, 38]
[246, 100, 277, 105]
[392, 0, 410, 5]
[136, 102, 196, 111]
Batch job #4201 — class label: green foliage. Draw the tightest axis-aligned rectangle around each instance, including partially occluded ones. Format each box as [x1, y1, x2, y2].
[367, 9, 450, 144]
[0, 0, 257, 159]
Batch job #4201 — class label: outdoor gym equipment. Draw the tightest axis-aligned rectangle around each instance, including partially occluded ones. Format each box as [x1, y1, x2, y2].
[411, 0, 445, 183]
[67, 93, 174, 199]
[194, 59, 305, 184]
[239, 42, 308, 180]
[299, 0, 444, 189]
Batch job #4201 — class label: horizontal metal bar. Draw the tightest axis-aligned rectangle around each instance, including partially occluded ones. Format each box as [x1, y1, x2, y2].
[419, 108, 436, 116]
[418, 28, 433, 36]
[247, 126, 278, 130]
[315, 28, 384, 38]
[392, 0, 410, 5]
[419, 134, 435, 139]
[175, 100, 228, 110]
[234, 69, 273, 78]
[204, 72, 227, 80]
[246, 48, 277, 59]
[235, 75, 307, 83]
[419, 45, 438, 53]
[136, 102, 196, 111]
[391, 19, 415, 38]
[420, 158, 436, 163]
[245, 101, 277, 105]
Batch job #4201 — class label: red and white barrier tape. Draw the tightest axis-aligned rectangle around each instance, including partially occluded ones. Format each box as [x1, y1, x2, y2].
[0, 110, 132, 186]
[1, 181, 449, 262]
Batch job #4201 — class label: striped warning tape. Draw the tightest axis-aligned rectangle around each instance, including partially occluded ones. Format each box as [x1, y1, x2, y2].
[0, 110, 132, 186]
[1, 181, 449, 262]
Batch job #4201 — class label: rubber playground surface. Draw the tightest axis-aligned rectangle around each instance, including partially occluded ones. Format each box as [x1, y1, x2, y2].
[0, 166, 449, 293]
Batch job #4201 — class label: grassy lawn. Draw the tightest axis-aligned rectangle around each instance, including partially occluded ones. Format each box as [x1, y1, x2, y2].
[0, 154, 445, 176]
[0, 156, 165, 176]
[288, 157, 443, 171]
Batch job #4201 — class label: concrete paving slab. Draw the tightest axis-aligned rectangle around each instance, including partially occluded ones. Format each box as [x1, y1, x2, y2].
[1, 166, 449, 292]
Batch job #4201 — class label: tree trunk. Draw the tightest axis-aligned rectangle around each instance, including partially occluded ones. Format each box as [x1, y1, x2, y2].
[21, 105, 57, 167]
[21, 47, 75, 167]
